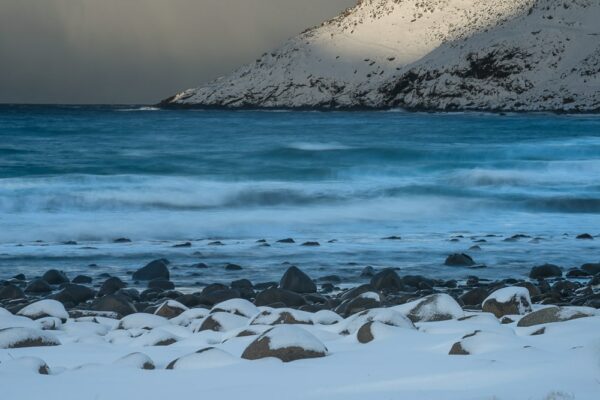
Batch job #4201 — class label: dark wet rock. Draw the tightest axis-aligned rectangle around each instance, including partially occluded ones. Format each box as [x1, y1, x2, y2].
[208, 241, 224, 246]
[254, 287, 306, 307]
[231, 279, 253, 290]
[340, 284, 374, 302]
[449, 341, 470, 355]
[113, 238, 132, 243]
[335, 292, 382, 317]
[58, 283, 95, 304]
[98, 277, 127, 297]
[132, 259, 170, 281]
[482, 288, 532, 318]
[12, 274, 26, 281]
[279, 266, 316, 293]
[581, 263, 600, 276]
[62, 241, 77, 245]
[72, 275, 92, 284]
[529, 264, 562, 279]
[0, 284, 25, 300]
[382, 235, 402, 240]
[318, 275, 342, 283]
[173, 242, 192, 248]
[25, 279, 52, 294]
[276, 238, 295, 244]
[42, 269, 69, 285]
[360, 266, 375, 278]
[500, 316, 514, 324]
[321, 283, 335, 293]
[193, 262, 209, 269]
[148, 279, 175, 291]
[566, 269, 590, 278]
[444, 253, 475, 266]
[91, 294, 136, 317]
[515, 282, 541, 298]
[301, 241, 320, 247]
[201, 283, 228, 294]
[225, 263, 243, 271]
[402, 275, 435, 290]
[517, 306, 595, 327]
[576, 233, 593, 240]
[115, 288, 140, 301]
[469, 245, 482, 251]
[370, 268, 404, 292]
[241, 326, 327, 362]
[155, 300, 187, 319]
[175, 294, 202, 307]
[200, 288, 241, 306]
[459, 287, 489, 307]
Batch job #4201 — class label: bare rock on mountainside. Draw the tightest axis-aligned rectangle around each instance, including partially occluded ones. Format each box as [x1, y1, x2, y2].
[161, 0, 600, 112]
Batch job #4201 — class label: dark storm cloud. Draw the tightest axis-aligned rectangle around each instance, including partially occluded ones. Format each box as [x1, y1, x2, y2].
[0, 0, 355, 104]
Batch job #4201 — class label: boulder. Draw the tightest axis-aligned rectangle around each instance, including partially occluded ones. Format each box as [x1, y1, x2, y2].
[132, 259, 170, 281]
[279, 266, 316, 293]
[199, 288, 241, 306]
[250, 308, 313, 325]
[241, 325, 327, 362]
[114, 352, 155, 370]
[0, 327, 60, 349]
[335, 292, 382, 317]
[148, 279, 175, 291]
[581, 263, 600, 276]
[370, 268, 404, 292]
[225, 263, 243, 271]
[517, 306, 596, 327]
[117, 313, 169, 330]
[0, 284, 25, 300]
[42, 269, 69, 285]
[98, 277, 127, 297]
[255, 287, 306, 307]
[59, 283, 95, 304]
[482, 287, 532, 318]
[0, 356, 51, 374]
[154, 300, 188, 319]
[529, 264, 562, 279]
[72, 275, 93, 284]
[211, 298, 259, 318]
[444, 253, 475, 266]
[197, 312, 248, 332]
[459, 287, 489, 307]
[17, 300, 69, 322]
[395, 293, 464, 322]
[576, 233, 593, 240]
[167, 347, 238, 370]
[91, 294, 137, 317]
[24, 279, 52, 294]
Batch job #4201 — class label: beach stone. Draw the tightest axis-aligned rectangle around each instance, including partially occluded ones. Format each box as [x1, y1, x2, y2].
[231, 279, 253, 289]
[58, 283, 95, 304]
[279, 266, 316, 293]
[254, 288, 306, 307]
[24, 279, 52, 294]
[301, 241, 320, 247]
[42, 269, 69, 285]
[482, 287, 532, 318]
[17, 299, 69, 322]
[241, 325, 327, 362]
[0, 327, 60, 349]
[92, 294, 137, 316]
[72, 275, 92, 284]
[276, 238, 295, 243]
[340, 284, 374, 302]
[148, 279, 175, 291]
[356, 321, 376, 343]
[335, 292, 382, 317]
[12, 273, 26, 281]
[199, 288, 241, 306]
[114, 352, 155, 370]
[517, 306, 596, 327]
[175, 294, 202, 307]
[576, 233, 593, 240]
[113, 237, 132, 243]
[566, 269, 590, 278]
[459, 287, 489, 307]
[0, 284, 25, 300]
[98, 277, 127, 297]
[581, 263, 600, 275]
[360, 266, 375, 278]
[444, 253, 475, 266]
[225, 263, 243, 271]
[370, 268, 404, 292]
[132, 259, 170, 281]
[529, 264, 562, 279]
[154, 300, 188, 319]
[405, 293, 464, 322]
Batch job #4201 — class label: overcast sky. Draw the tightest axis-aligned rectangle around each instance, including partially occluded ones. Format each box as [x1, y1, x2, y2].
[0, 0, 355, 104]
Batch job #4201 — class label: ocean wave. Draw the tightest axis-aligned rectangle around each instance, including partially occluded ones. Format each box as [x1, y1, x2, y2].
[285, 142, 354, 151]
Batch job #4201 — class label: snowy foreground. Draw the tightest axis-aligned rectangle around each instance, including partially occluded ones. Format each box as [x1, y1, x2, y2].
[1, 291, 599, 400]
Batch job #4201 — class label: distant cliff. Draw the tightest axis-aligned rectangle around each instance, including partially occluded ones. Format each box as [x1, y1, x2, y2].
[161, 0, 600, 112]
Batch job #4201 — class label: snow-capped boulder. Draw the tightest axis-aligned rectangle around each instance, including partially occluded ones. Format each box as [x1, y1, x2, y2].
[196, 311, 249, 332]
[154, 300, 188, 319]
[166, 347, 238, 370]
[0, 327, 60, 349]
[517, 306, 597, 327]
[114, 352, 155, 370]
[131, 329, 180, 347]
[211, 298, 260, 318]
[356, 321, 401, 344]
[0, 356, 50, 375]
[394, 293, 464, 322]
[449, 330, 523, 356]
[250, 308, 313, 326]
[482, 287, 532, 318]
[242, 325, 328, 362]
[343, 308, 415, 335]
[36, 317, 62, 330]
[312, 310, 343, 326]
[17, 300, 69, 322]
[117, 313, 169, 330]
[335, 291, 383, 317]
[170, 308, 210, 327]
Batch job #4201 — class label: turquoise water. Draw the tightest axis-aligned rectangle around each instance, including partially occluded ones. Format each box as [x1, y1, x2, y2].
[0, 105, 599, 286]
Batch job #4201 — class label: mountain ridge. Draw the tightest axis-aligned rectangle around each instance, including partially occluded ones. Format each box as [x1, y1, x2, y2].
[161, 0, 600, 112]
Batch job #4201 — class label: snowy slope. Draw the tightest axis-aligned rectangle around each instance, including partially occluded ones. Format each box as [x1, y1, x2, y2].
[161, 0, 599, 112]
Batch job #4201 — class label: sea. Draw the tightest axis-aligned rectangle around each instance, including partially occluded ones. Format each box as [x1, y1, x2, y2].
[0, 105, 599, 290]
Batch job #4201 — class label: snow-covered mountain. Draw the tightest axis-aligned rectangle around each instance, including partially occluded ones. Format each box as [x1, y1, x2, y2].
[161, 0, 600, 112]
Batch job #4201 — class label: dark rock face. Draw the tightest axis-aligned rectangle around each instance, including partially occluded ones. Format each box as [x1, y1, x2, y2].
[132, 259, 170, 281]
[529, 264, 562, 279]
[25, 279, 52, 294]
[276, 238, 295, 244]
[459, 287, 489, 307]
[98, 277, 127, 297]
[444, 253, 475, 266]
[370, 268, 403, 292]
[72, 275, 93, 284]
[0, 284, 25, 300]
[113, 238, 132, 243]
[301, 241, 320, 247]
[42, 270, 69, 285]
[59, 283, 95, 304]
[91, 294, 137, 317]
[148, 279, 175, 291]
[254, 287, 306, 307]
[576, 233, 593, 240]
[279, 266, 316, 293]
[241, 328, 327, 362]
[449, 341, 470, 355]
[581, 263, 600, 276]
